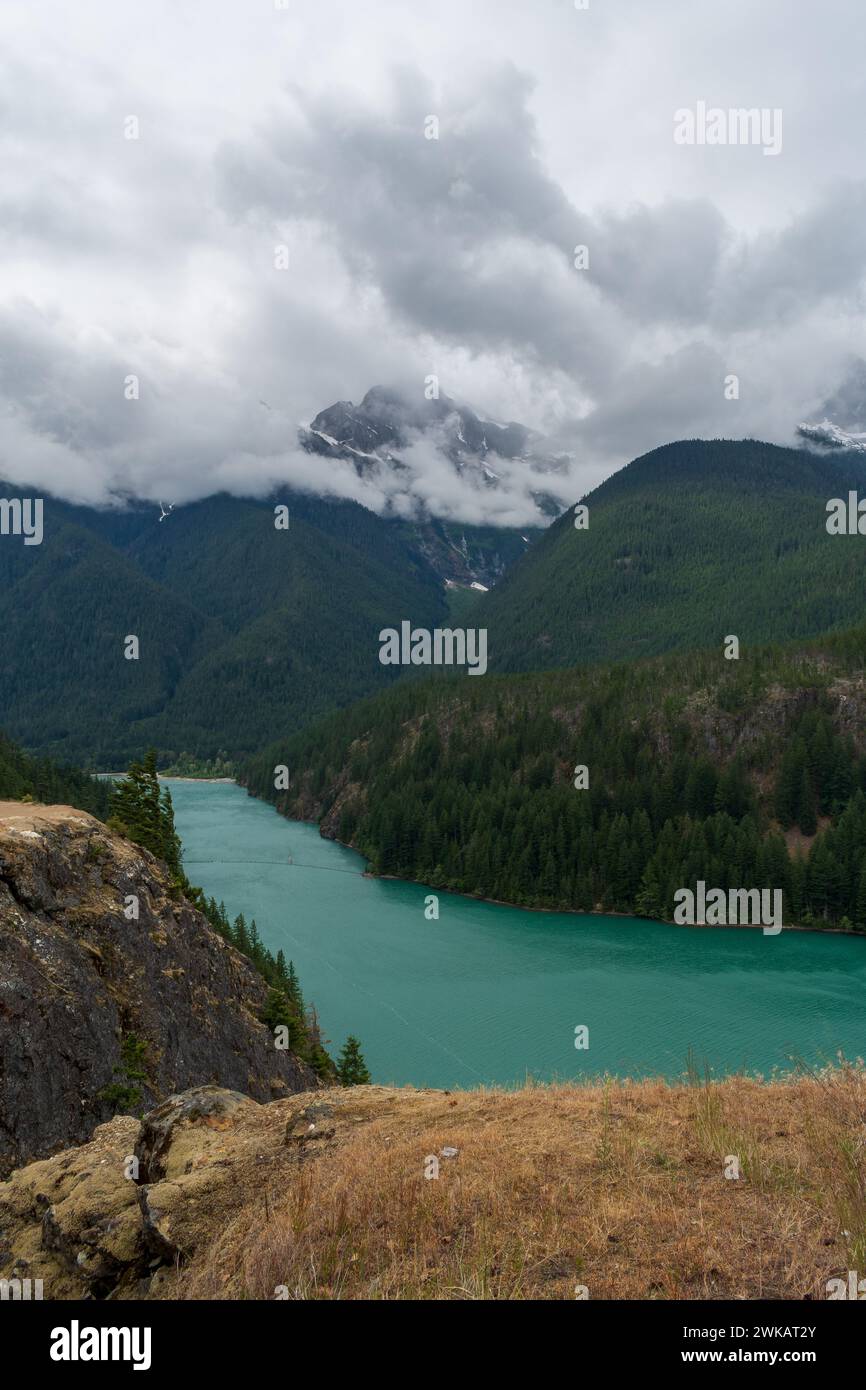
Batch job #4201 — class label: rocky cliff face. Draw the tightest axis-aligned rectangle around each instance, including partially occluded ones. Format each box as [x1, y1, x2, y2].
[0, 803, 317, 1178]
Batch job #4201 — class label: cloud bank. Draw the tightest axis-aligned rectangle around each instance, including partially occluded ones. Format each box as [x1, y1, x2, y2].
[0, 0, 864, 523]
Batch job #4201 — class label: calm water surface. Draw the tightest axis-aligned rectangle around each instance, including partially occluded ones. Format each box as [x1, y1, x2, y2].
[168, 779, 866, 1089]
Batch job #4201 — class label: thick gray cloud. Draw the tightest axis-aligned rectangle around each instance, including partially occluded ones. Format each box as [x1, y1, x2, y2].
[0, 0, 864, 521]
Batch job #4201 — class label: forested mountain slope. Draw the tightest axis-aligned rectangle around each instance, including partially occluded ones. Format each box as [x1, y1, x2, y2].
[0, 487, 448, 765]
[243, 623, 866, 931]
[0, 730, 110, 818]
[6, 438, 866, 768]
[480, 439, 866, 672]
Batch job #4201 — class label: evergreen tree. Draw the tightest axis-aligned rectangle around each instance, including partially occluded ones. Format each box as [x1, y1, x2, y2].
[336, 1035, 371, 1087]
[775, 742, 804, 828]
[109, 750, 181, 876]
[856, 863, 866, 932]
[234, 913, 250, 954]
[260, 988, 307, 1052]
[796, 764, 818, 836]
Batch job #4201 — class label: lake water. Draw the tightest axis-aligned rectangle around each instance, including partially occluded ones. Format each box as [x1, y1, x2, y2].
[168, 779, 866, 1090]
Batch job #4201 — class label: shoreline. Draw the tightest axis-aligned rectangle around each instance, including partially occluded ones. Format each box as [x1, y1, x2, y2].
[96, 774, 237, 784]
[224, 785, 866, 941]
[159, 776, 236, 784]
[367, 871, 859, 936]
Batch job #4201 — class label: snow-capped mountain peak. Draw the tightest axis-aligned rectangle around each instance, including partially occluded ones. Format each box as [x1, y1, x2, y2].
[796, 418, 866, 454]
[299, 385, 568, 519]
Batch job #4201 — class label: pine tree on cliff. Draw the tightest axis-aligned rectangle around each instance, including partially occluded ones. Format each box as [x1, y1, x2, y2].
[336, 1036, 371, 1087]
[285, 959, 305, 1014]
[233, 913, 250, 954]
[304, 1004, 335, 1080]
[109, 750, 181, 876]
[260, 988, 307, 1053]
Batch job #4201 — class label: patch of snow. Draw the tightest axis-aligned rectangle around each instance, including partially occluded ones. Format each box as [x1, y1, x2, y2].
[797, 419, 866, 453]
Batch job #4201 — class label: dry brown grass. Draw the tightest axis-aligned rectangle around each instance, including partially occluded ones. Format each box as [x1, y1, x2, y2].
[180, 1063, 866, 1301]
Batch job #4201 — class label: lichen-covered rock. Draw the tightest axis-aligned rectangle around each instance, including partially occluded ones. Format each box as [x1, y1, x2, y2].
[0, 1083, 367, 1299]
[0, 802, 318, 1176]
[0, 1114, 143, 1299]
[134, 1086, 254, 1183]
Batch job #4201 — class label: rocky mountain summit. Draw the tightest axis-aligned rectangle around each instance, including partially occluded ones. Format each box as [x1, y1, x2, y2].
[297, 384, 569, 588]
[0, 803, 317, 1178]
[796, 419, 866, 453]
[302, 385, 536, 471]
[300, 384, 569, 519]
[796, 359, 866, 454]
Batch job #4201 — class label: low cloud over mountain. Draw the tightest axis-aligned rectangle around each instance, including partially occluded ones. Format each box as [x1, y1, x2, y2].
[1, 0, 865, 521]
[797, 358, 866, 455]
[299, 385, 572, 526]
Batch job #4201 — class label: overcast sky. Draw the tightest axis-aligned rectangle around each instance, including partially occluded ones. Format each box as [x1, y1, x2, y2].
[1, 0, 864, 522]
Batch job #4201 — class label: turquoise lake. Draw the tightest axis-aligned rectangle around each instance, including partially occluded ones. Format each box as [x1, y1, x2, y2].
[168, 779, 866, 1090]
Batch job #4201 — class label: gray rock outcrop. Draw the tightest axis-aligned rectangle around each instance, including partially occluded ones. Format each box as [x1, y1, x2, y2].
[0, 803, 317, 1177]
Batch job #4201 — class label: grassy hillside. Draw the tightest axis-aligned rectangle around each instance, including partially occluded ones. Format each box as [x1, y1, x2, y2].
[187, 1067, 866, 1301]
[481, 439, 866, 672]
[243, 622, 866, 931]
[4, 1068, 863, 1301]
